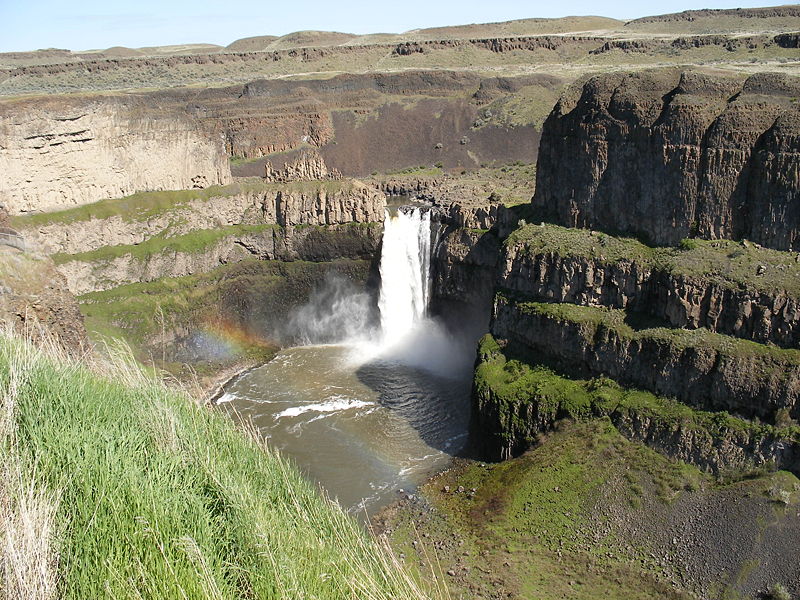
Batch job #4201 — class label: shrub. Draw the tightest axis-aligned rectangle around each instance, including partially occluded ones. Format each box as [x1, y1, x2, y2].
[768, 583, 792, 600]
[775, 408, 797, 428]
[679, 238, 700, 251]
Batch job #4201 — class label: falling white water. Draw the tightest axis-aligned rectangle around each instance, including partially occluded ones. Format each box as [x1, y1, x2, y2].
[285, 204, 471, 376]
[377, 207, 432, 347]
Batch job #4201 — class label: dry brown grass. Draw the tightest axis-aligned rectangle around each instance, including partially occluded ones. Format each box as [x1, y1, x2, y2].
[0, 342, 61, 600]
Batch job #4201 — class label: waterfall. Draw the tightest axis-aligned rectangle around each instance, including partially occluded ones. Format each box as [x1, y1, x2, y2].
[286, 203, 471, 376]
[377, 207, 432, 347]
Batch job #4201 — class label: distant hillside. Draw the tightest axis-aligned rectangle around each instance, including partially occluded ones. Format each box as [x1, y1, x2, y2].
[225, 35, 279, 52]
[226, 15, 626, 50]
[626, 4, 800, 33]
[405, 15, 624, 40]
[266, 30, 358, 50]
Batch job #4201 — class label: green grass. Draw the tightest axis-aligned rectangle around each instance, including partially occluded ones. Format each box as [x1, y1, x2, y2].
[504, 296, 800, 366]
[229, 155, 265, 167]
[384, 166, 444, 178]
[506, 223, 800, 296]
[11, 179, 364, 229]
[52, 224, 280, 265]
[385, 413, 799, 600]
[475, 333, 800, 448]
[479, 84, 561, 129]
[0, 332, 430, 599]
[78, 258, 372, 364]
[384, 420, 703, 600]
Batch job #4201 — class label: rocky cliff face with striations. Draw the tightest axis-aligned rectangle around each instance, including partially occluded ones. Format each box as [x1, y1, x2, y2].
[264, 150, 342, 183]
[500, 234, 800, 348]
[534, 70, 800, 250]
[0, 248, 88, 356]
[56, 223, 381, 295]
[19, 181, 385, 256]
[21, 181, 385, 295]
[0, 95, 231, 214]
[471, 339, 800, 473]
[431, 227, 499, 313]
[492, 296, 800, 422]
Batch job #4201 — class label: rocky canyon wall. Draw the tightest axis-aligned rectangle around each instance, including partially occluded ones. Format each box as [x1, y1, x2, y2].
[0, 95, 231, 214]
[448, 69, 800, 477]
[534, 70, 800, 251]
[499, 229, 800, 348]
[15, 181, 386, 295]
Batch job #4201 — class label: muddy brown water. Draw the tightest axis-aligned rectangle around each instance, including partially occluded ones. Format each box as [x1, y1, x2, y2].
[218, 343, 472, 520]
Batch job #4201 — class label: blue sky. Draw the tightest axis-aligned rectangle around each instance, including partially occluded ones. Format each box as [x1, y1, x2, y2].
[0, 0, 785, 53]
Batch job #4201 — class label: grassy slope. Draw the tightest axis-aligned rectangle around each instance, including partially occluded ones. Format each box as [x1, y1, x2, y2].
[506, 223, 800, 297]
[77, 258, 372, 383]
[0, 332, 429, 599]
[382, 419, 799, 600]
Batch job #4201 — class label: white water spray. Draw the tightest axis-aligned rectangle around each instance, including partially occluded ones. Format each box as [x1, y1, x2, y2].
[377, 207, 433, 347]
[286, 204, 471, 376]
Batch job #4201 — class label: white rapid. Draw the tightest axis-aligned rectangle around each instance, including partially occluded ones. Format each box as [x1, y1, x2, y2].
[377, 207, 433, 347]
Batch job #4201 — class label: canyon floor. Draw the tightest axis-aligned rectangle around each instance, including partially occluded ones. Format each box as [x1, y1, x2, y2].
[375, 421, 800, 600]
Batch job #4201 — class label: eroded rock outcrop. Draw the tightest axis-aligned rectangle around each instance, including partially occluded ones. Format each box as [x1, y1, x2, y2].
[534, 70, 800, 250]
[26, 180, 386, 295]
[56, 223, 381, 295]
[0, 96, 231, 214]
[492, 296, 800, 422]
[20, 180, 385, 255]
[500, 230, 800, 348]
[264, 150, 342, 183]
[0, 248, 88, 356]
[471, 336, 800, 474]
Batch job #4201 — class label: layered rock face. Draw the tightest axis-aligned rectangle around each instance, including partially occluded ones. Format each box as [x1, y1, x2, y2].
[534, 70, 800, 250]
[472, 340, 800, 473]
[500, 236, 800, 348]
[21, 181, 385, 256]
[0, 248, 88, 356]
[57, 223, 381, 295]
[492, 296, 800, 422]
[264, 150, 342, 183]
[17, 181, 386, 295]
[0, 96, 231, 214]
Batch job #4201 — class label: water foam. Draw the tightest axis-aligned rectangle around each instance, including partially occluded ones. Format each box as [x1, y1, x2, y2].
[276, 396, 374, 419]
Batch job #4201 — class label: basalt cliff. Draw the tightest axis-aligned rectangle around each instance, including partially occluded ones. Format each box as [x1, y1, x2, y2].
[429, 70, 800, 493]
[534, 70, 800, 250]
[0, 96, 231, 214]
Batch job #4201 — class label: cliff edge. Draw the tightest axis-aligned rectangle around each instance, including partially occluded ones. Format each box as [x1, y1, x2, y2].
[534, 70, 800, 251]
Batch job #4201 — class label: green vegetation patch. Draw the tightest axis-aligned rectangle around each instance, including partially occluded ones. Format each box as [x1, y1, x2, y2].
[52, 224, 280, 265]
[504, 297, 800, 367]
[476, 333, 800, 444]
[0, 333, 428, 599]
[479, 84, 561, 129]
[384, 420, 704, 600]
[384, 165, 444, 178]
[79, 258, 371, 358]
[11, 179, 363, 229]
[506, 223, 800, 296]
